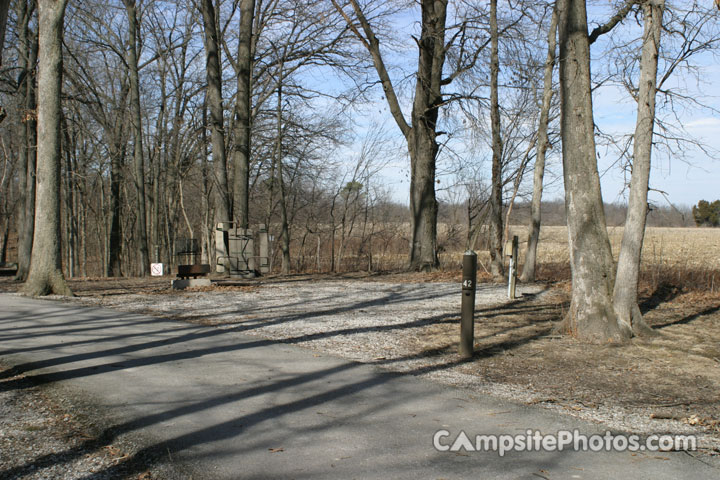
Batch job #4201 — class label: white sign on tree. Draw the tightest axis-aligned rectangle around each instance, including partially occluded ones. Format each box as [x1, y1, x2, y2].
[150, 263, 164, 276]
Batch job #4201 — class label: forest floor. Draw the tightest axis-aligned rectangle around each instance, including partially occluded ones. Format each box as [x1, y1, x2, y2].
[1, 272, 719, 476]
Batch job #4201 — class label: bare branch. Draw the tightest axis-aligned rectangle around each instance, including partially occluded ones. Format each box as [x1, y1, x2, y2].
[588, 0, 639, 45]
[331, 0, 410, 138]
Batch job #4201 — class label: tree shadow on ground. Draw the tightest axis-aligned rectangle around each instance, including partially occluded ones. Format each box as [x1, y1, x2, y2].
[0, 287, 562, 478]
[0, 286, 557, 387]
[639, 281, 682, 314]
[651, 303, 720, 330]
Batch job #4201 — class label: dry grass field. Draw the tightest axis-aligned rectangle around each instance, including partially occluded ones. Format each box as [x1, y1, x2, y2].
[433, 226, 720, 292]
[532, 226, 720, 270]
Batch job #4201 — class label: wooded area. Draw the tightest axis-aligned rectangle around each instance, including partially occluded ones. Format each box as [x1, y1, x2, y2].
[0, 0, 718, 342]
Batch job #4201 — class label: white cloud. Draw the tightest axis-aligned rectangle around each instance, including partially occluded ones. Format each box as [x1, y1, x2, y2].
[685, 117, 720, 130]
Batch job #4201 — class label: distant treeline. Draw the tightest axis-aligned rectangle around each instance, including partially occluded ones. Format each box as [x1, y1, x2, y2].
[692, 200, 720, 227]
[437, 199, 693, 228]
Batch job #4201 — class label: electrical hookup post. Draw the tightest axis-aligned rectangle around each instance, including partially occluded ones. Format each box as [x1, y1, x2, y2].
[460, 250, 477, 358]
[506, 235, 518, 300]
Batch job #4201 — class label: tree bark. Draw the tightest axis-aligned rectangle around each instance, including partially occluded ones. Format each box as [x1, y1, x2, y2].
[15, 0, 38, 282]
[18, 65, 38, 280]
[23, 0, 72, 297]
[407, 0, 446, 271]
[123, 0, 149, 276]
[488, 0, 504, 280]
[274, 84, 291, 274]
[407, 130, 439, 271]
[232, 0, 254, 229]
[151, 57, 167, 266]
[62, 114, 78, 278]
[0, 0, 11, 65]
[107, 88, 128, 277]
[0, 220, 8, 264]
[613, 0, 664, 336]
[278, 163, 291, 274]
[521, 4, 559, 283]
[199, 0, 231, 264]
[556, 0, 629, 342]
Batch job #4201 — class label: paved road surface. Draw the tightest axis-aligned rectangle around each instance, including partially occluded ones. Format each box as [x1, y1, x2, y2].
[0, 293, 717, 479]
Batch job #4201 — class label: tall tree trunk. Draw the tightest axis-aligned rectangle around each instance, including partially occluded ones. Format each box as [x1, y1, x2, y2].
[108, 134, 125, 276]
[406, 0, 445, 271]
[123, 0, 149, 276]
[99, 172, 108, 274]
[335, 0, 446, 271]
[0, 148, 9, 262]
[107, 78, 128, 278]
[15, 0, 38, 282]
[278, 166, 291, 274]
[613, 0, 664, 336]
[151, 66, 164, 264]
[178, 178, 194, 239]
[23, 0, 72, 296]
[274, 85, 291, 274]
[18, 70, 38, 280]
[62, 114, 77, 278]
[0, 0, 10, 65]
[329, 204, 336, 273]
[0, 220, 9, 264]
[146, 52, 167, 267]
[488, 0, 504, 279]
[521, 4, 558, 283]
[556, 0, 628, 342]
[407, 131, 439, 272]
[233, 0, 254, 229]
[316, 234, 321, 272]
[200, 109, 212, 265]
[72, 144, 83, 276]
[79, 187, 87, 276]
[200, 0, 231, 267]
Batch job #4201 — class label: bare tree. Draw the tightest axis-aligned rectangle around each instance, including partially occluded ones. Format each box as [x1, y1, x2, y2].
[63, 0, 133, 276]
[14, 0, 38, 282]
[123, 0, 149, 276]
[521, 3, 558, 283]
[232, 0, 254, 229]
[23, 0, 72, 296]
[488, 0, 504, 279]
[199, 0, 231, 265]
[270, 77, 291, 273]
[0, 0, 10, 65]
[556, 0, 628, 341]
[333, 0, 450, 271]
[613, 0, 664, 336]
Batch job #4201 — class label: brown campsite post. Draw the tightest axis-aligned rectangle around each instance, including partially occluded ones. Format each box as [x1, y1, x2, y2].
[460, 250, 477, 358]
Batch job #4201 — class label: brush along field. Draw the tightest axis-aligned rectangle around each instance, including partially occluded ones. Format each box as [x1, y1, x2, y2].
[434, 226, 720, 288]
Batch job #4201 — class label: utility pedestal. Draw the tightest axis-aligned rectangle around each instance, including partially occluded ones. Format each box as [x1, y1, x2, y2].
[460, 250, 477, 358]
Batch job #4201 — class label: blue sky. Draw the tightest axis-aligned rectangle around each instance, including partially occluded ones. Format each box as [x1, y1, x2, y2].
[588, 2, 720, 210]
[333, 1, 719, 210]
[594, 92, 720, 209]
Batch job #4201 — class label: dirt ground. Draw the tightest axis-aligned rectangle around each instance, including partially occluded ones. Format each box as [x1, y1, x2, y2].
[0, 360, 168, 480]
[1, 273, 719, 460]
